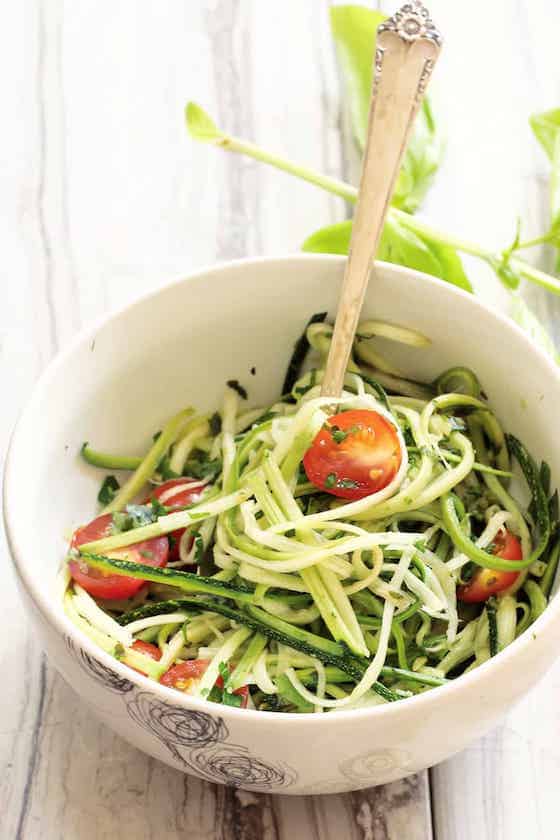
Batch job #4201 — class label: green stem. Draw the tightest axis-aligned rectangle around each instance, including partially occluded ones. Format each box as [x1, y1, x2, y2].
[392, 208, 487, 260]
[218, 134, 358, 204]
[81, 443, 142, 471]
[208, 129, 560, 296]
[512, 232, 558, 251]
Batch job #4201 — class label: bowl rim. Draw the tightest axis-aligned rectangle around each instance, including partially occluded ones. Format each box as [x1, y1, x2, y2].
[4, 252, 560, 726]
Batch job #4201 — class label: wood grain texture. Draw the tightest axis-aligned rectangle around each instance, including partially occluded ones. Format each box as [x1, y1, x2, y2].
[1, 0, 559, 838]
[409, 2, 560, 839]
[0, 1, 431, 838]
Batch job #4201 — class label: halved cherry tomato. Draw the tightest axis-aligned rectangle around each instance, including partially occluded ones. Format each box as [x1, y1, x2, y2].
[128, 640, 162, 675]
[160, 659, 249, 707]
[303, 409, 402, 500]
[160, 659, 209, 690]
[457, 530, 522, 603]
[148, 478, 206, 562]
[131, 640, 162, 660]
[69, 513, 168, 600]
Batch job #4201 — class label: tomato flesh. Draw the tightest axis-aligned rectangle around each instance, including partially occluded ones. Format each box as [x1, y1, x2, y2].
[160, 659, 209, 691]
[303, 409, 402, 500]
[131, 640, 162, 661]
[160, 659, 249, 707]
[457, 530, 522, 603]
[148, 478, 206, 562]
[69, 513, 168, 600]
[128, 640, 162, 675]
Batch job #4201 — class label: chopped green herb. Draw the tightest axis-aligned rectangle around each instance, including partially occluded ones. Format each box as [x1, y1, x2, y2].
[282, 312, 327, 395]
[183, 451, 222, 481]
[331, 426, 348, 444]
[193, 533, 204, 564]
[325, 472, 337, 489]
[157, 455, 179, 481]
[296, 463, 308, 485]
[111, 512, 129, 533]
[222, 691, 243, 708]
[209, 412, 222, 436]
[98, 475, 120, 506]
[150, 496, 169, 518]
[227, 379, 248, 400]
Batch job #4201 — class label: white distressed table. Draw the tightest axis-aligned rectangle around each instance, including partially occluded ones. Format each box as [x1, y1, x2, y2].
[2, 1, 560, 837]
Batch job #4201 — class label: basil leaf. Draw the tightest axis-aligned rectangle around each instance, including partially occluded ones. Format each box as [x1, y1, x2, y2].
[302, 220, 352, 255]
[185, 102, 223, 144]
[157, 455, 179, 481]
[330, 6, 386, 147]
[510, 295, 560, 364]
[392, 100, 443, 213]
[302, 218, 472, 292]
[530, 109, 560, 160]
[530, 109, 560, 269]
[330, 6, 442, 213]
[380, 217, 472, 292]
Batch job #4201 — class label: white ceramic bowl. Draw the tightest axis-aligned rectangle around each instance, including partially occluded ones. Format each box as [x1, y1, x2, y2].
[5, 255, 560, 795]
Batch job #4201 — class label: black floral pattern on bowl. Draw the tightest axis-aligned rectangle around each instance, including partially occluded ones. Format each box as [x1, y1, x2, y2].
[65, 635, 134, 694]
[128, 691, 227, 747]
[184, 743, 296, 790]
[126, 691, 297, 791]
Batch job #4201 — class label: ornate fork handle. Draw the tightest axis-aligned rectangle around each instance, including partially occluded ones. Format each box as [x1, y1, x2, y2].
[379, 2, 443, 46]
[321, 2, 443, 397]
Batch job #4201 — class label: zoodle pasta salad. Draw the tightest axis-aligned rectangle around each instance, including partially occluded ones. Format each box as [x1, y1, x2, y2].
[61, 315, 558, 713]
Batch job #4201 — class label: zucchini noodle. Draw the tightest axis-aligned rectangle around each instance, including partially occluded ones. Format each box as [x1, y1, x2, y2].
[63, 315, 557, 713]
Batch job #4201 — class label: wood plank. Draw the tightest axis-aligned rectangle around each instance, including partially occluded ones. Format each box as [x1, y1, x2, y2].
[416, 1, 560, 838]
[1, 1, 432, 838]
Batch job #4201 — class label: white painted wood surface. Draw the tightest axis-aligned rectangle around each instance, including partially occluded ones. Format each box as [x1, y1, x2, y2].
[1, 1, 559, 837]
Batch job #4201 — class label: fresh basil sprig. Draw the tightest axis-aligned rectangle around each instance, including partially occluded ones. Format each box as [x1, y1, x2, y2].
[302, 215, 472, 292]
[185, 5, 560, 364]
[530, 109, 560, 268]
